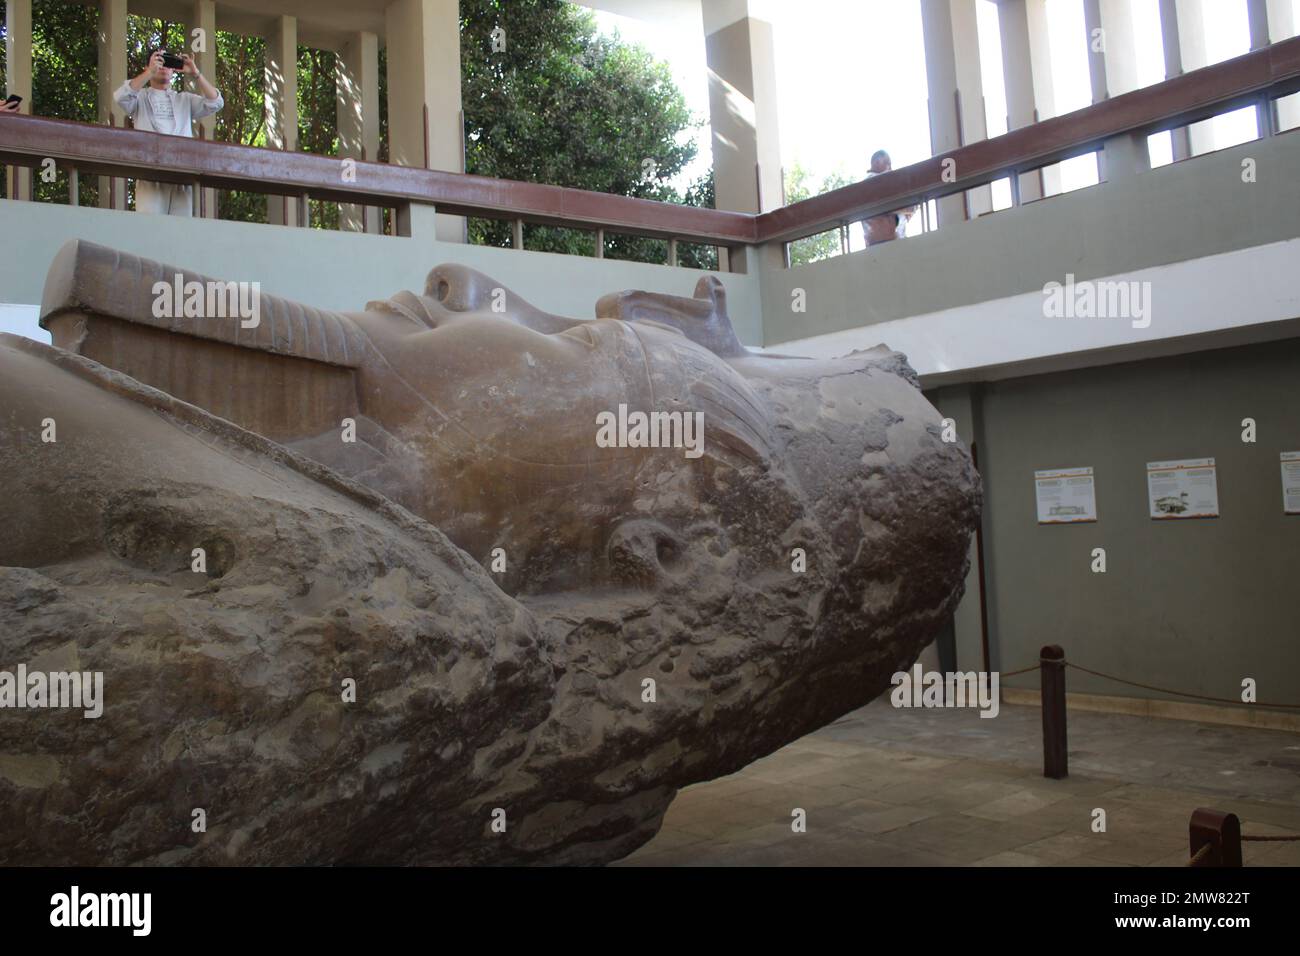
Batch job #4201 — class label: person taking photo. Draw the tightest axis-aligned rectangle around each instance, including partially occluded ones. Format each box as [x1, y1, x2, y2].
[115, 49, 224, 216]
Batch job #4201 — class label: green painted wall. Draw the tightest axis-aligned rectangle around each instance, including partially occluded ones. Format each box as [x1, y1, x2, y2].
[930, 338, 1300, 714]
[762, 130, 1300, 346]
[0, 198, 764, 346]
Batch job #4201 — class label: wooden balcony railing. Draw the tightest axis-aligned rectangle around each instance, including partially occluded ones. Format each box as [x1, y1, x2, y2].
[2, 34, 1298, 264]
[0, 113, 756, 250]
[756, 35, 1300, 246]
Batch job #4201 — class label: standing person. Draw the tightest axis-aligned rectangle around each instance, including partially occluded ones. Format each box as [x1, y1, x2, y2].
[861, 149, 917, 247]
[115, 49, 224, 216]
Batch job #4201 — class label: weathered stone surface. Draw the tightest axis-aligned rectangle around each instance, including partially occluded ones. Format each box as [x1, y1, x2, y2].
[0, 240, 980, 864]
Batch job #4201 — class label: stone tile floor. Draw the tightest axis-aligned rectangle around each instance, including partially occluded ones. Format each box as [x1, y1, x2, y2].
[615, 699, 1300, 866]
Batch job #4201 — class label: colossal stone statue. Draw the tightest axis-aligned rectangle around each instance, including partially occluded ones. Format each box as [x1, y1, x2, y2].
[0, 239, 980, 865]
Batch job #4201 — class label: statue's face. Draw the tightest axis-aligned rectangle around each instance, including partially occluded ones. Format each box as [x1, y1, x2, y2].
[341, 285, 766, 582]
[349, 298, 677, 466]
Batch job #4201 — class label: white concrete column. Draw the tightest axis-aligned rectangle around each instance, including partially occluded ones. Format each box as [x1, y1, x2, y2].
[997, 0, 1059, 200]
[1265, 0, 1296, 39]
[188, 0, 218, 217]
[1248, 0, 1299, 133]
[702, 0, 781, 216]
[1247, 0, 1270, 48]
[1083, 0, 1147, 181]
[921, 0, 990, 225]
[1268, 0, 1300, 130]
[1158, 0, 1193, 160]
[1170, 0, 1216, 155]
[701, 0, 782, 271]
[265, 15, 300, 226]
[336, 31, 381, 234]
[4, 0, 33, 201]
[96, 0, 128, 210]
[1082, 0, 1141, 100]
[386, 0, 464, 243]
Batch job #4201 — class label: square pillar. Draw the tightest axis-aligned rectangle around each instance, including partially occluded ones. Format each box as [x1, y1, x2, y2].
[997, 0, 1060, 200]
[1159, 0, 1193, 160]
[921, 0, 989, 226]
[386, 0, 464, 243]
[1084, 0, 1145, 181]
[336, 31, 381, 234]
[265, 14, 300, 226]
[1170, 0, 1216, 156]
[96, 0, 128, 209]
[1083, 0, 1141, 102]
[1269, 0, 1300, 130]
[703, 0, 782, 272]
[4, 0, 33, 202]
[702, 0, 782, 216]
[189, 0, 218, 218]
[1248, 0, 1298, 133]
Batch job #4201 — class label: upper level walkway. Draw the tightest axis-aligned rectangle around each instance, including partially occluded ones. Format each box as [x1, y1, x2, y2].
[2, 33, 1299, 386]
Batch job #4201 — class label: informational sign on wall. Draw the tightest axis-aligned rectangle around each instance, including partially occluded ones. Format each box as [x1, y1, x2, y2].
[1146, 458, 1219, 519]
[1034, 466, 1097, 524]
[1282, 452, 1300, 515]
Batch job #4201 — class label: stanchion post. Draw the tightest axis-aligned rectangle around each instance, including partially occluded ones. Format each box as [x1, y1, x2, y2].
[1040, 644, 1067, 779]
[1189, 809, 1242, 867]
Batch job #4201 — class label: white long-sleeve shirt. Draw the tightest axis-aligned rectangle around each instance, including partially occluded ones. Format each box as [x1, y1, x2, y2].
[113, 81, 223, 137]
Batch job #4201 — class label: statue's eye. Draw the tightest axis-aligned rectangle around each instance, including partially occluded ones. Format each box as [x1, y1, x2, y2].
[560, 324, 598, 348]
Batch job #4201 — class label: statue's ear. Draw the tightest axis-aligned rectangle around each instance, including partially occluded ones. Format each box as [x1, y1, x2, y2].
[594, 276, 747, 358]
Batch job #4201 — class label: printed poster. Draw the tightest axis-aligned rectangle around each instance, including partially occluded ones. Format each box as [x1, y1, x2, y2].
[1282, 452, 1300, 515]
[1146, 457, 1219, 519]
[1034, 466, 1097, 524]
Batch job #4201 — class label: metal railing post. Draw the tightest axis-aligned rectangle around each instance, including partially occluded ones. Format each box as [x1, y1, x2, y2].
[1041, 644, 1067, 779]
[1189, 809, 1243, 867]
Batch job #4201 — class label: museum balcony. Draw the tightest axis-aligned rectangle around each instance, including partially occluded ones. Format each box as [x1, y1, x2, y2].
[0, 2, 1297, 376]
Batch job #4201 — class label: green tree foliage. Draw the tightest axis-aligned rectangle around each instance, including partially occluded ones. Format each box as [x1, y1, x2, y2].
[785, 164, 852, 267]
[17, 0, 98, 204]
[212, 31, 268, 222]
[7, 0, 716, 267]
[461, 0, 715, 266]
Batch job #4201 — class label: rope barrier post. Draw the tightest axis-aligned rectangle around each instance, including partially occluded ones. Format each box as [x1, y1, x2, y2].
[1189, 809, 1242, 867]
[1040, 644, 1067, 779]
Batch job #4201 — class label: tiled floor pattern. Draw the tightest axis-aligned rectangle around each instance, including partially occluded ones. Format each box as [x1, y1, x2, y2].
[616, 699, 1300, 866]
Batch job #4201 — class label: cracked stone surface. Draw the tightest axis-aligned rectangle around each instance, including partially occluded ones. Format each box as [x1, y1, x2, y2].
[0, 241, 980, 864]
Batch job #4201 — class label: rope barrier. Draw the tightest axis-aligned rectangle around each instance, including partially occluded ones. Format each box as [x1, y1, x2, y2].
[1241, 834, 1300, 842]
[1186, 843, 1213, 866]
[1061, 661, 1300, 709]
[996, 651, 1300, 864]
[998, 663, 1038, 678]
[996, 655, 1300, 710]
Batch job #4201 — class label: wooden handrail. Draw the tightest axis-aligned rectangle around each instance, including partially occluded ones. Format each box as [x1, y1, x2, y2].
[0, 113, 756, 245]
[755, 35, 1300, 244]
[2, 35, 1298, 251]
